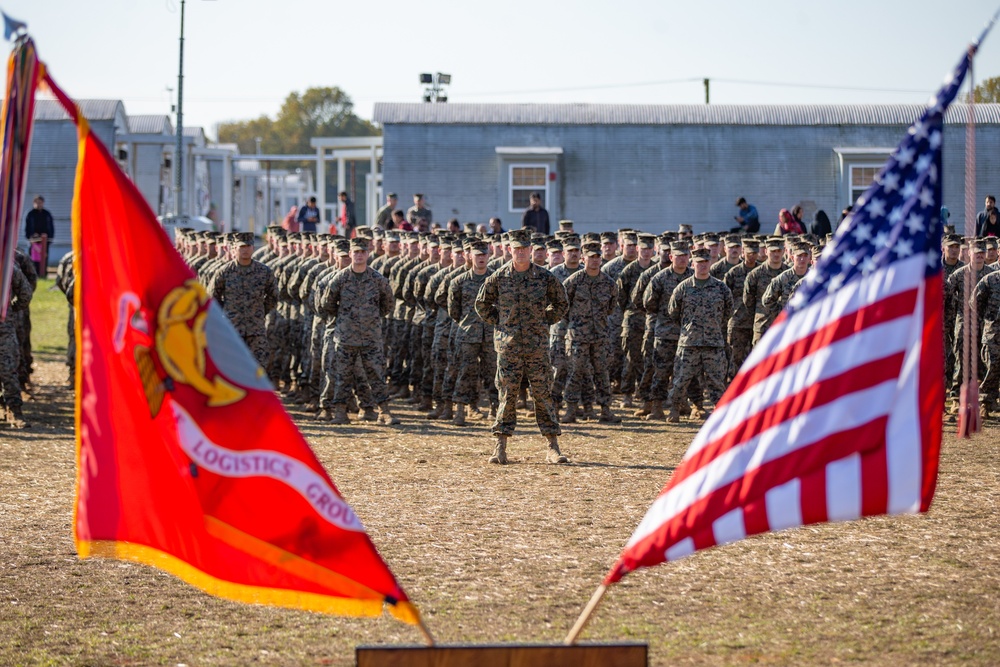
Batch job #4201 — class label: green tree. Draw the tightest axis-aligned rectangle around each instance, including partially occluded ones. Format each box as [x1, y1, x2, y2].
[217, 86, 378, 156]
[969, 76, 1000, 103]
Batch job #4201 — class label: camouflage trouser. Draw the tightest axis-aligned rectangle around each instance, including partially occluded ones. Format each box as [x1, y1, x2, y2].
[668, 346, 727, 411]
[420, 322, 436, 398]
[620, 321, 644, 395]
[408, 324, 424, 392]
[549, 331, 569, 402]
[944, 326, 957, 398]
[266, 310, 288, 381]
[332, 343, 388, 406]
[298, 311, 314, 385]
[565, 339, 610, 407]
[980, 337, 1000, 404]
[442, 328, 461, 399]
[453, 341, 498, 405]
[431, 322, 452, 402]
[306, 315, 327, 398]
[953, 322, 987, 392]
[607, 309, 624, 389]
[67, 306, 76, 375]
[389, 320, 410, 385]
[650, 337, 679, 401]
[493, 345, 560, 437]
[0, 322, 23, 409]
[636, 328, 656, 401]
[728, 326, 753, 378]
[15, 309, 30, 385]
[243, 332, 268, 369]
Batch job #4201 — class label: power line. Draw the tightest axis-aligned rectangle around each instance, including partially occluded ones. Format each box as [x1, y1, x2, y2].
[712, 78, 929, 94]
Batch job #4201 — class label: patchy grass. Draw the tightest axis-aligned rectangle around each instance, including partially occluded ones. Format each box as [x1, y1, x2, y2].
[0, 314, 998, 665]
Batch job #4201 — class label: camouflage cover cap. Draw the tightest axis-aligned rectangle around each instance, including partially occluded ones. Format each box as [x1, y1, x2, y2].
[600, 231, 617, 242]
[508, 229, 531, 248]
[622, 232, 639, 245]
[349, 237, 369, 251]
[765, 237, 785, 249]
[582, 242, 602, 257]
[469, 241, 489, 255]
[546, 239, 564, 251]
[943, 234, 962, 246]
[725, 234, 742, 247]
[971, 239, 987, 253]
[669, 241, 690, 255]
[562, 235, 582, 250]
[335, 240, 351, 256]
[691, 247, 711, 262]
[637, 233, 656, 249]
[235, 232, 254, 247]
[741, 239, 761, 251]
[558, 220, 575, 230]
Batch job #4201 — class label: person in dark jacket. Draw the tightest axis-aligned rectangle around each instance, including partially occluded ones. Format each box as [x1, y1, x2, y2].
[521, 192, 550, 234]
[811, 210, 833, 237]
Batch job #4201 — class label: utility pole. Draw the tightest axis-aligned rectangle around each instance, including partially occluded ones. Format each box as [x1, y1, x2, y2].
[173, 0, 186, 216]
[704, 78, 710, 105]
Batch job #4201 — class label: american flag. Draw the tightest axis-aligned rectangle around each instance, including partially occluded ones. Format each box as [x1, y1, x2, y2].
[604, 49, 977, 584]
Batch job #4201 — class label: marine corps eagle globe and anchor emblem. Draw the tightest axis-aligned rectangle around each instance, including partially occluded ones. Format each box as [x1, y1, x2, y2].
[119, 279, 272, 416]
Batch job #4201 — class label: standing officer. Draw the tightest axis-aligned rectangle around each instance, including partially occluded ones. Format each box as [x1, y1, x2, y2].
[476, 228, 569, 465]
[209, 233, 278, 367]
[666, 248, 732, 422]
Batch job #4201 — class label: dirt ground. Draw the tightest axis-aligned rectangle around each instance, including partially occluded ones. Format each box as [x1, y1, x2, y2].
[1, 299, 999, 665]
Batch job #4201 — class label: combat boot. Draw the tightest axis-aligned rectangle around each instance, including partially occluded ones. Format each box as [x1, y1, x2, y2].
[560, 404, 577, 424]
[693, 404, 711, 420]
[545, 435, 568, 464]
[418, 396, 434, 411]
[396, 385, 411, 400]
[645, 400, 665, 421]
[346, 395, 360, 415]
[388, 383, 401, 397]
[361, 407, 378, 422]
[582, 404, 597, 421]
[317, 408, 333, 421]
[407, 390, 422, 405]
[489, 435, 508, 464]
[330, 404, 350, 425]
[453, 403, 467, 426]
[667, 405, 680, 423]
[377, 403, 400, 425]
[634, 400, 652, 418]
[599, 404, 622, 423]
[679, 400, 692, 418]
[489, 400, 498, 418]
[621, 395, 633, 409]
[426, 400, 445, 420]
[440, 400, 454, 420]
[304, 400, 319, 413]
[7, 405, 28, 429]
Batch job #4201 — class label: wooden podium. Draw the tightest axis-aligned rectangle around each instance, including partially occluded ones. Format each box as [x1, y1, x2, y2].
[356, 642, 647, 667]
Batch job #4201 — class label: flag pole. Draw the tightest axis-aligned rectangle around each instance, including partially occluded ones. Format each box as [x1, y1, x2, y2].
[416, 616, 436, 647]
[564, 583, 608, 645]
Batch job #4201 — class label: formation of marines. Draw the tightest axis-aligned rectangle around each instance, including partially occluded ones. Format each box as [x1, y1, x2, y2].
[170, 220, 1000, 462]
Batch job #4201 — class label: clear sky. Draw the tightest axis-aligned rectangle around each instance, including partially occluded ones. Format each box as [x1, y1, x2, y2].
[7, 0, 1000, 140]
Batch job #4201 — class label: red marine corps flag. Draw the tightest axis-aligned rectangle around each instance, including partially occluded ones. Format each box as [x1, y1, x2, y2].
[32, 62, 426, 633]
[567, 21, 996, 643]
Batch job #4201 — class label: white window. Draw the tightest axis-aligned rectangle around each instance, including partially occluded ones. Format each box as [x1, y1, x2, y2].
[850, 164, 883, 207]
[509, 164, 548, 214]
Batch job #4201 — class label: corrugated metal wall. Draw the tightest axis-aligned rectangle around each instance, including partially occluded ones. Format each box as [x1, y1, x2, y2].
[382, 122, 1000, 235]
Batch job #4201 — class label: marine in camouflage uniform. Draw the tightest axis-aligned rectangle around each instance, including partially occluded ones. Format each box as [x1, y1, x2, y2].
[941, 234, 965, 399]
[762, 244, 813, 316]
[549, 237, 584, 408]
[666, 248, 733, 422]
[709, 235, 743, 280]
[12, 249, 37, 389]
[947, 240, 996, 402]
[1, 264, 33, 427]
[642, 241, 695, 420]
[411, 238, 450, 410]
[974, 268, 1000, 417]
[447, 241, 496, 425]
[631, 241, 674, 412]
[55, 250, 75, 383]
[476, 229, 569, 464]
[426, 244, 467, 419]
[616, 233, 656, 401]
[744, 238, 790, 347]
[723, 238, 760, 379]
[208, 233, 278, 367]
[316, 238, 397, 425]
[563, 243, 620, 423]
[599, 231, 630, 393]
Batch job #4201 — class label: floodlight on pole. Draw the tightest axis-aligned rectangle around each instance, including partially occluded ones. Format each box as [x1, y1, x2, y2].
[420, 72, 452, 103]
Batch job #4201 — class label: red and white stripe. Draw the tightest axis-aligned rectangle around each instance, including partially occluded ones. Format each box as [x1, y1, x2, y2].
[606, 254, 943, 584]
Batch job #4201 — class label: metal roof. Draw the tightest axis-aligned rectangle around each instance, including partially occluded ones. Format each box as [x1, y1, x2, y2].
[129, 114, 173, 135]
[33, 99, 126, 122]
[373, 102, 1000, 126]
